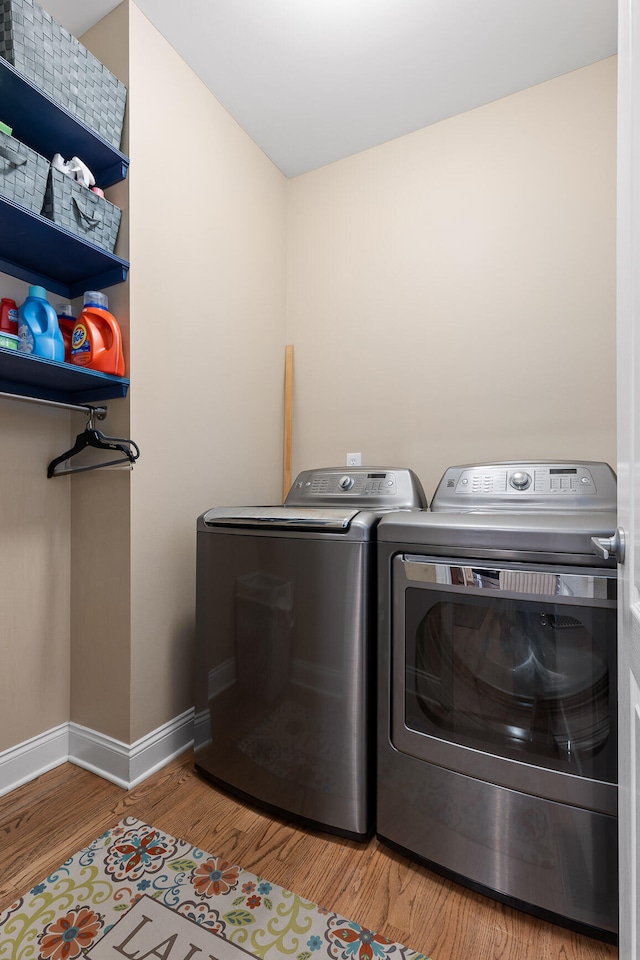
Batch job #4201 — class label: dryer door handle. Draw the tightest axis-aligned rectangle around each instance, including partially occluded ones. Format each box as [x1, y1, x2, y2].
[591, 527, 625, 564]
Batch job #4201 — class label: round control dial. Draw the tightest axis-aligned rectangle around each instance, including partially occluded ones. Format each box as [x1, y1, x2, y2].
[509, 471, 532, 490]
[339, 475, 355, 490]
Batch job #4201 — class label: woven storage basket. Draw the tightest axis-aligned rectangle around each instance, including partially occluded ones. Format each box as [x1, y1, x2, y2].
[42, 167, 121, 252]
[0, 127, 48, 212]
[0, 0, 127, 149]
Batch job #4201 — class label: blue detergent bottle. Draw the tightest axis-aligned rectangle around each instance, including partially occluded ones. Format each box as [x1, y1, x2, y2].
[18, 285, 65, 362]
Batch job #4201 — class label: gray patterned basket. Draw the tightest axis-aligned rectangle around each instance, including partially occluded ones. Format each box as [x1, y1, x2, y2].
[0, 127, 48, 212]
[0, 0, 127, 149]
[42, 167, 121, 252]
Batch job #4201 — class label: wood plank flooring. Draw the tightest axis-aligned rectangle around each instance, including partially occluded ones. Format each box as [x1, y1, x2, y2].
[0, 751, 617, 960]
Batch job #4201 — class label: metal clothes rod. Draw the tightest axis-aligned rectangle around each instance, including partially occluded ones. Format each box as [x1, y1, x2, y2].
[0, 391, 107, 419]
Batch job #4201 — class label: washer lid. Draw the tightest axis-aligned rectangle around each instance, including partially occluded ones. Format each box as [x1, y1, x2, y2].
[202, 505, 361, 530]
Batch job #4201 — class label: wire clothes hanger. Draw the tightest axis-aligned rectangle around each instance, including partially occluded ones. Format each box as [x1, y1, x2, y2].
[47, 408, 140, 478]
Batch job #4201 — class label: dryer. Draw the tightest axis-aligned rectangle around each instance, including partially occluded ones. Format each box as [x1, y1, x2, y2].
[376, 461, 618, 940]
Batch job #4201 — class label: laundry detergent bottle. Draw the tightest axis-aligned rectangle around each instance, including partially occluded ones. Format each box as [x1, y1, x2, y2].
[17, 285, 65, 362]
[71, 291, 125, 376]
[0, 298, 18, 335]
[55, 302, 75, 363]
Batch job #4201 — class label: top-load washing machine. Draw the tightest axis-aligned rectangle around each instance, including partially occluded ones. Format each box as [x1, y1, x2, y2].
[194, 465, 426, 840]
[376, 461, 618, 940]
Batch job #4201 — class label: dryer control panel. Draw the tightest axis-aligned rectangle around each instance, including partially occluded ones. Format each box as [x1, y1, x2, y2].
[286, 467, 427, 510]
[431, 461, 617, 513]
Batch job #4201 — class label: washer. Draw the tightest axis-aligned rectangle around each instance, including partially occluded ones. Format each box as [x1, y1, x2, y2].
[194, 466, 426, 840]
[376, 461, 618, 940]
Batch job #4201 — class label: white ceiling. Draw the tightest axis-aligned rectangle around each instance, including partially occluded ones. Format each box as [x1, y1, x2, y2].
[42, 0, 618, 178]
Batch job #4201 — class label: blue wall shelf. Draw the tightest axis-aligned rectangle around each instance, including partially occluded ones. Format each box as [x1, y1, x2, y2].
[0, 56, 130, 299]
[0, 58, 129, 187]
[0, 348, 129, 404]
[0, 55, 130, 404]
[0, 195, 129, 299]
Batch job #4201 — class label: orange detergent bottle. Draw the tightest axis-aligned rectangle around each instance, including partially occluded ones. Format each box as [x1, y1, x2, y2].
[71, 290, 125, 376]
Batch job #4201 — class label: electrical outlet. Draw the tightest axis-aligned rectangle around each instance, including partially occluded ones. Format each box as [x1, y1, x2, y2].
[347, 452, 362, 466]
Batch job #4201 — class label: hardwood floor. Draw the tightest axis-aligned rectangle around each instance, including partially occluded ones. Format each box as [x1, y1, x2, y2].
[0, 751, 617, 960]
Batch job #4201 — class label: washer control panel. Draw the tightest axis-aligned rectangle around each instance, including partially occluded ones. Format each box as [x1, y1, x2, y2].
[286, 467, 427, 510]
[431, 461, 617, 513]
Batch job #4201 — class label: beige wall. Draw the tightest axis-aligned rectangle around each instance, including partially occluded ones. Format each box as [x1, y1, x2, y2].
[0, 176, 75, 752]
[286, 57, 617, 499]
[70, 1, 288, 743]
[0, 10, 617, 759]
[69, 1, 132, 742]
[0, 395, 71, 751]
[127, 3, 287, 741]
[0, 0, 287, 753]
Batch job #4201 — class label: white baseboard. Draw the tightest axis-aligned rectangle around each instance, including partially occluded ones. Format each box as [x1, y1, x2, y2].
[70, 708, 195, 788]
[0, 709, 194, 797]
[0, 724, 70, 798]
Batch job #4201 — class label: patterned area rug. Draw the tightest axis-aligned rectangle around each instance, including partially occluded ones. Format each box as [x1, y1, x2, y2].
[0, 817, 429, 960]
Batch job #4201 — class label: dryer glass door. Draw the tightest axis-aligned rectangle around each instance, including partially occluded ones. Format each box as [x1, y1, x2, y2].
[391, 556, 618, 811]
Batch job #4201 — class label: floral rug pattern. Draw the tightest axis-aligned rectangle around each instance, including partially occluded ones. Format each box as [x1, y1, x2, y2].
[0, 817, 429, 960]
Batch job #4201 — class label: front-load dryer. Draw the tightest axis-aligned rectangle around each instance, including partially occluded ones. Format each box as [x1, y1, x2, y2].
[376, 461, 618, 940]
